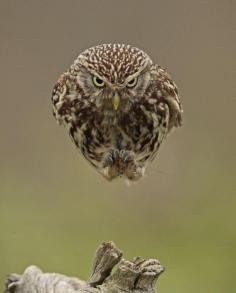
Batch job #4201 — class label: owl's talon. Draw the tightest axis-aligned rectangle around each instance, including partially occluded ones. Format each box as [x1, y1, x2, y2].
[119, 150, 133, 163]
[103, 155, 113, 167]
[113, 149, 120, 161]
[103, 149, 120, 167]
[125, 164, 144, 181]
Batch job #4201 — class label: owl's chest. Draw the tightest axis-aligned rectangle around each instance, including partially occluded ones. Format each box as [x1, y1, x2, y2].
[118, 105, 160, 138]
[79, 101, 165, 153]
[96, 105, 160, 148]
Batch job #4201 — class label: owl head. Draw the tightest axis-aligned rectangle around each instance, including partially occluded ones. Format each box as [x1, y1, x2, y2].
[72, 44, 153, 112]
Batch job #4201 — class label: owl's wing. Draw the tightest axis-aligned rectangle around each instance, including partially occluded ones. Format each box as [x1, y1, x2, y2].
[51, 72, 78, 126]
[153, 65, 183, 132]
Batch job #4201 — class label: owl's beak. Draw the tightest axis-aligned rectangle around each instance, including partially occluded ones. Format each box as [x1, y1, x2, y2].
[112, 93, 120, 111]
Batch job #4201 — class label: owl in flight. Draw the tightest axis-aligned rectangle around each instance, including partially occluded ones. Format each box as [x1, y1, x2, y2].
[52, 44, 183, 181]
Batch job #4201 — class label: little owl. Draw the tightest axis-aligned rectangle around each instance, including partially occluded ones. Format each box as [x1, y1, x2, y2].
[52, 44, 183, 181]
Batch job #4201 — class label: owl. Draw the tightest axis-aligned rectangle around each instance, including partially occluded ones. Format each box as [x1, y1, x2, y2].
[51, 44, 183, 181]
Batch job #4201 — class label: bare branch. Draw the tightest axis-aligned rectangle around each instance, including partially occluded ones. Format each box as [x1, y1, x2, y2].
[5, 242, 164, 293]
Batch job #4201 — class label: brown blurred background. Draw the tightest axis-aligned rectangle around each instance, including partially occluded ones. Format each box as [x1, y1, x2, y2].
[0, 0, 235, 292]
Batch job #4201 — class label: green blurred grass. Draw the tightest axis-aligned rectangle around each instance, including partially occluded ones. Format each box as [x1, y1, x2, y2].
[0, 155, 235, 293]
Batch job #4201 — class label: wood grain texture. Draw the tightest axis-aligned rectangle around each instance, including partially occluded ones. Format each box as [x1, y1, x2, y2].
[5, 242, 164, 293]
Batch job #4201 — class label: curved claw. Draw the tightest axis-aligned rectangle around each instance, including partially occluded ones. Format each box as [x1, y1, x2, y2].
[103, 149, 120, 167]
[102, 149, 145, 181]
[119, 150, 133, 163]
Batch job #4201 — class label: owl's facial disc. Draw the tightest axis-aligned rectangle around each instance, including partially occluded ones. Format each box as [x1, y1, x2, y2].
[89, 70, 144, 111]
[90, 73, 121, 110]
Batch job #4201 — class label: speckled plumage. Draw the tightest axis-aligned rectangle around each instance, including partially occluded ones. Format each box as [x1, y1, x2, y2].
[52, 44, 183, 181]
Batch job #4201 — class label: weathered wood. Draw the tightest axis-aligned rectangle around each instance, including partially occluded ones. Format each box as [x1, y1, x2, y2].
[5, 241, 164, 293]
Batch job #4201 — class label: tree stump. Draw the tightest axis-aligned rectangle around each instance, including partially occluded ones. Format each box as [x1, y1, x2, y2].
[5, 241, 164, 293]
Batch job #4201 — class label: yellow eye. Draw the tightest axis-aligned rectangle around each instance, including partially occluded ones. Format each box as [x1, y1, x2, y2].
[92, 76, 105, 87]
[127, 77, 138, 88]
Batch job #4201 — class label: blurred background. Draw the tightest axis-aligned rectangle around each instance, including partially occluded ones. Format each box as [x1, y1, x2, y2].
[0, 1, 235, 292]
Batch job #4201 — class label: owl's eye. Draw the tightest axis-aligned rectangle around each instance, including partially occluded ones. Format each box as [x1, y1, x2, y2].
[92, 76, 105, 87]
[127, 77, 138, 88]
